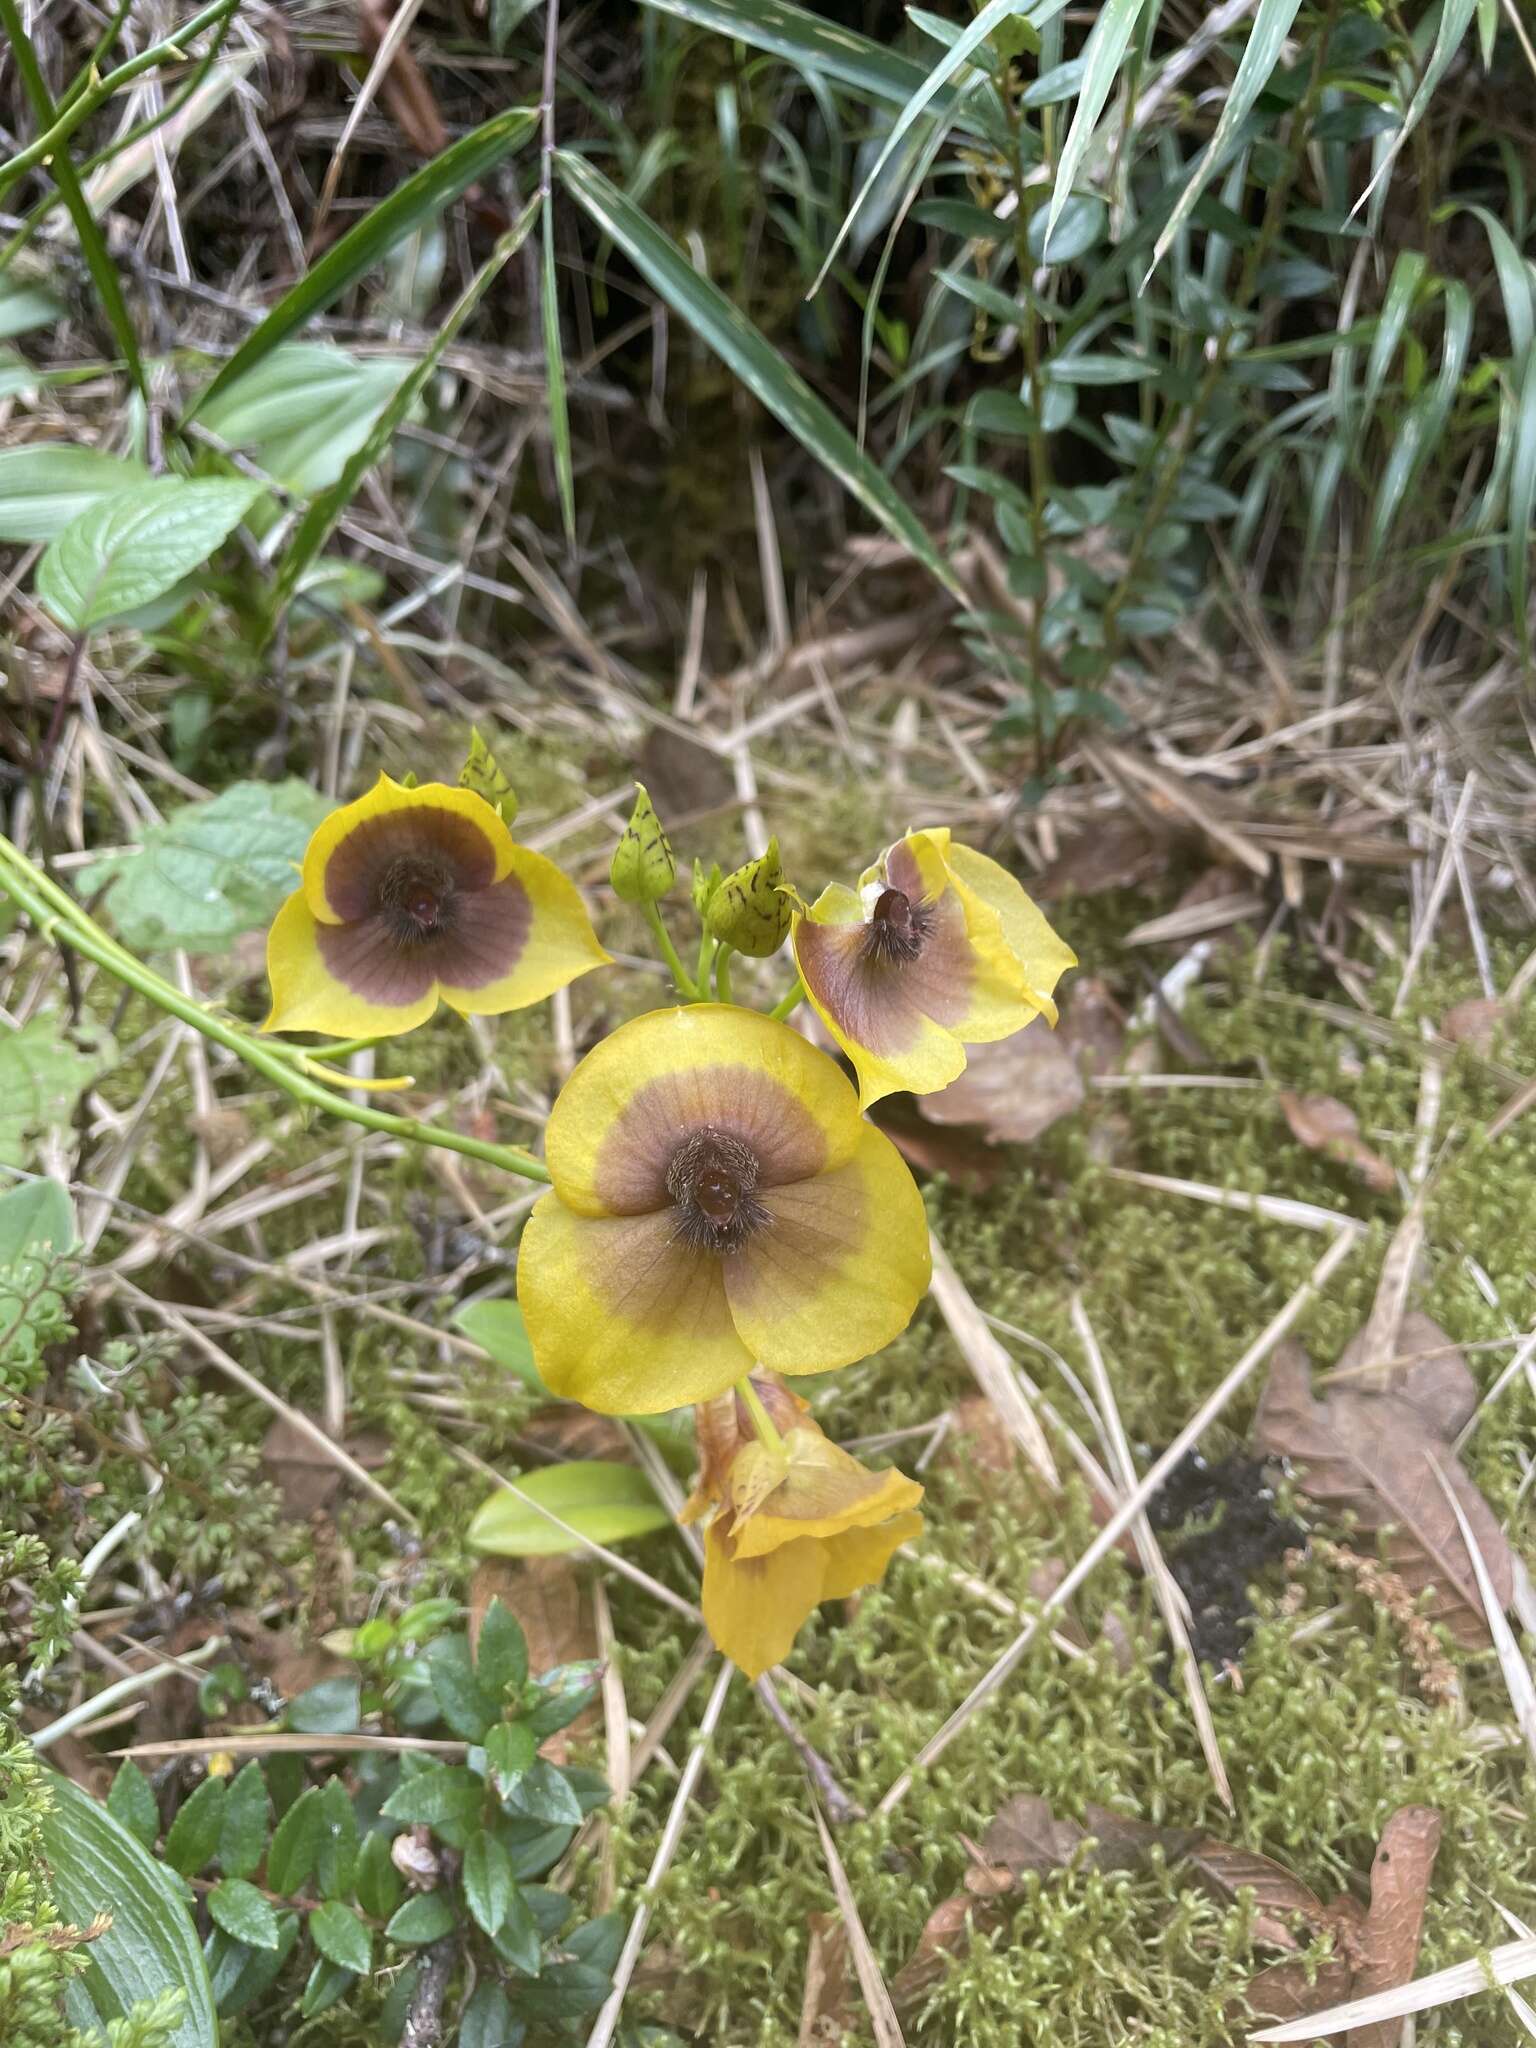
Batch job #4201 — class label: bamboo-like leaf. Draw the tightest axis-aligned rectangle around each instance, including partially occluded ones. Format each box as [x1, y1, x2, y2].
[186, 107, 537, 422]
[558, 150, 963, 599]
[1462, 204, 1536, 360]
[1355, 0, 1479, 218]
[1506, 347, 1536, 660]
[1358, 250, 1427, 443]
[1147, 0, 1302, 276]
[1043, 0, 1150, 258]
[542, 190, 576, 544]
[1368, 280, 1470, 561]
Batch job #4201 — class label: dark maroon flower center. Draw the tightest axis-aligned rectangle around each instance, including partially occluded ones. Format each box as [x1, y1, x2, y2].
[377, 854, 459, 947]
[863, 886, 931, 966]
[666, 1126, 770, 1254]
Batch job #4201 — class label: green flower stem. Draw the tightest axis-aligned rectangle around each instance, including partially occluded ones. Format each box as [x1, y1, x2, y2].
[0, 835, 552, 1185]
[713, 945, 734, 1006]
[694, 927, 716, 998]
[735, 1375, 786, 1458]
[641, 899, 698, 999]
[768, 977, 805, 1022]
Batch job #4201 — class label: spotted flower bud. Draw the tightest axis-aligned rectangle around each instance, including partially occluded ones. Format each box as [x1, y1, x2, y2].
[691, 859, 722, 916]
[610, 783, 676, 904]
[458, 727, 518, 826]
[705, 839, 791, 958]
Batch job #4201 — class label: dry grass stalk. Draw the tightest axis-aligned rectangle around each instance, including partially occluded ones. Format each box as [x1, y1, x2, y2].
[928, 1233, 1059, 1489]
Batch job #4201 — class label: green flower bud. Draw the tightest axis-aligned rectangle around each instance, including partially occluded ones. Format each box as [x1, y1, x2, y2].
[691, 859, 723, 917]
[705, 839, 791, 958]
[459, 726, 518, 826]
[610, 783, 677, 904]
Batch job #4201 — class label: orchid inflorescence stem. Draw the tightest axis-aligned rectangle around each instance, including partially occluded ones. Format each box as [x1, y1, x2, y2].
[735, 1374, 787, 1458]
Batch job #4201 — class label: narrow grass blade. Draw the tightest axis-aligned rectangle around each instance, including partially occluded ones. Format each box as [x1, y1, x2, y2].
[557, 149, 963, 599]
[266, 200, 539, 635]
[541, 189, 576, 544]
[1368, 280, 1470, 561]
[1148, 0, 1301, 277]
[187, 107, 537, 421]
[1358, 248, 1427, 439]
[1463, 204, 1536, 359]
[1355, 0, 1478, 218]
[1507, 347, 1536, 660]
[1044, 0, 1150, 258]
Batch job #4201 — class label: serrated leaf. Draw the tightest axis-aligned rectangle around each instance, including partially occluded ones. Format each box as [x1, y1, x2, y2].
[164, 1776, 227, 1878]
[310, 1899, 373, 1975]
[207, 1879, 280, 1951]
[427, 1633, 499, 1741]
[218, 1763, 270, 1881]
[354, 1829, 404, 1921]
[106, 1760, 159, 1849]
[265, 1786, 323, 1895]
[315, 1777, 358, 1898]
[0, 445, 152, 542]
[463, 1830, 514, 1937]
[42, 1775, 218, 2048]
[35, 476, 264, 631]
[78, 778, 331, 956]
[476, 1598, 529, 1696]
[0, 1014, 115, 1169]
[467, 1460, 671, 1558]
[485, 1720, 537, 1797]
[386, 1890, 457, 1945]
[504, 1760, 583, 1828]
[380, 1764, 484, 1827]
[492, 1880, 542, 1975]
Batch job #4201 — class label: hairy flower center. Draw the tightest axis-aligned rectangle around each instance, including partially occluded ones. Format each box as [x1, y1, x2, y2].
[666, 1127, 770, 1254]
[377, 855, 458, 946]
[864, 886, 931, 965]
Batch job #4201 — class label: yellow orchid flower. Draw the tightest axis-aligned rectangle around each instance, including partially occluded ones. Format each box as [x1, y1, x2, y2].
[264, 774, 610, 1038]
[791, 827, 1076, 1108]
[683, 1378, 923, 1680]
[517, 1004, 931, 1415]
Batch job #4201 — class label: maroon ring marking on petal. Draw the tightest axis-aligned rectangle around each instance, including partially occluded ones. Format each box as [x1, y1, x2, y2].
[797, 890, 974, 1054]
[569, 1207, 738, 1343]
[722, 1158, 871, 1319]
[883, 838, 929, 902]
[316, 915, 441, 1008]
[425, 874, 533, 989]
[323, 806, 500, 922]
[593, 1065, 829, 1215]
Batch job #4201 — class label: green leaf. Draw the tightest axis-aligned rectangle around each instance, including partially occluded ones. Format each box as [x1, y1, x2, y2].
[1368, 281, 1471, 561]
[300, 1955, 357, 2017]
[0, 445, 151, 542]
[265, 1786, 323, 1895]
[511, 1958, 613, 2020]
[524, 1666, 602, 1742]
[1508, 347, 1536, 659]
[107, 1760, 159, 1849]
[541, 193, 575, 543]
[1029, 193, 1106, 267]
[77, 778, 330, 956]
[1044, 0, 1149, 256]
[463, 1830, 514, 1937]
[206, 1914, 301, 2018]
[195, 344, 414, 493]
[1357, 0, 1479, 216]
[492, 1880, 542, 1975]
[287, 1674, 362, 1734]
[1046, 353, 1159, 387]
[504, 1759, 583, 1828]
[461, 1982, 525, 2048]
[380, 1764, 484, 1827]
[218, 1763, 270, 1881]
[454, 1299, 544, 1393]
[385, 1891, 457, 1945]
[188, 107, 537, 422]
[164, 1776, 227, 1878]
[311, 1899, 373, 1975]
[0, 1014, 115, 1169]
[354, 1829, 404, 1921]
[477, 1598, 530, 1695]
[207, 1879, 280, 1951]
[459, 728, 519, 827]
[427, 1634, 499, 1741]
[315, 1777, 359, 1898]
[557, 151, 962, 603]
[467, 1461, 671, 1558]
[42, 1774, 218, 2048]
[485, 1720, 538, 1797]
[35, 477, 263, 631]
[0, 274, 64, 340]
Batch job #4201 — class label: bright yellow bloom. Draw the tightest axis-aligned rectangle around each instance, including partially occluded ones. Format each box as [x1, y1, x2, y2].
[683, 1379, 923, 1679]
[791, 827, 1076, 1108]
[518, 1005, 931, 1415]
[264, 774, 609, 1038]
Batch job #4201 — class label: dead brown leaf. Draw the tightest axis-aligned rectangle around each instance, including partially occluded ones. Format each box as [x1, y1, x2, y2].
[356, 0, 447, 158]
[262, 1416, 390, 1520]
[889, 1895, 986, 2008]
[1184, 1841, 1331, 1950]
[1440, 996, 1504, 1055]
[1346, 1806, 1442, 2048]
[1278, 1092, 1397, 1195]
[916, 1017, 1085, 1144]
[468, 1556, 597, 1759]
[867, 1102, 1004, 1192]
[798, 1911, 855, 2045]
[1254, 1339, 1513, 1647]
[1035, 813, 1169, 899]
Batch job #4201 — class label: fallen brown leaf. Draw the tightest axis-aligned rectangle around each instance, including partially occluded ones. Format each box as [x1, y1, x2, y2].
[916, 1017, 1084, 1144]
[1346, 1806, 1442, 2048]
[262, 1416, 390, 1520]
[357, 0, 447, 158]
[889, 1894, 985, 2008]
[1440, 996, 1504, 1055]
[1035, 813, 1169, 899]
[468, 1555, 598, 1759]
[1278, 1092, 1397, 1195]
[1184, 1841, 1331, 1950]
[1254, 1338, 1513, 1647]
[798, 1911, 855, 2045]
[867, 1102, 1004, 1193]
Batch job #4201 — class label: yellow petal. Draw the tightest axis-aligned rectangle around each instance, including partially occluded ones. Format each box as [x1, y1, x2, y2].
[543, 1004, 865, 1221]
[701, 1522, 826, 1680]
[792, 933, 968, 1110]
[723, 1123, 931, 1376]
[436, 843, 610, 1016]
[733, 1444, 924, 1557]
[818, 1510, 924, 1601]
[517, 1192, 754, 1413]
[943, 842, 1076, 1026]
[301, 775, 516, 923]
[262, 889, 438, 1038]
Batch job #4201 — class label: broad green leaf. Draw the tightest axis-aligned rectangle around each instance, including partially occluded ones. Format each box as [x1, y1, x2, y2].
[265, 1786, 323, 1894]
[0, 445, 152, 542]
[0, 275, 64, 340]
[380, 1764, 484, 1827]
[301, 1956, 357, 2017]
[0, 1015, 114, 1169]
[196, 344, 413, 493]
[315, 1777, 358, 1898]
[511, 1958, 613, 2021]
[42, 1774, 218, 2048]
[1029, 193, 1106, 267]
[1045, 353, 1158, 385]
[35, 476, 263, 631]
[477, 1597, 529, 1696]
[206, 1914, 301, 2017]
[455, 1298, 543, 1392]
[386, 1891, 457, 1945]
[78, 778, 331, 956]
[1044, 0, 1150, 255]
[287, 1674, 362, 1734]
[504, 1758, 583, 1827]
[218, 1762, 270, 1881]
[354, 1829, 405, 1921]
[1147, 0, 1303, 274]
[208, 1879, 280, 1951]
[461, 1982, 524, 2048]
[485, 1720, 538, 1797]
[427, 1633, 499, 1742]
[107, 1759, 159, 1849]
[1369, 281, 1471, 561]
[188, 107, 537, 421]
[164, 1776, 227, 1877]
[311, 1899, 373, 1975]
[492, 1882, 543, 1975]
[463, 1830, 514, 1937]
[468, 1460, 670, 1558]
[557, 151, 961, 601]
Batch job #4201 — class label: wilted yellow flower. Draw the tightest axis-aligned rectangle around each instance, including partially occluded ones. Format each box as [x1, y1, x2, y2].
[792, 827, 1075, 1108]
[264, 774, 609, 1038]
[683, 1378, 923, 1680]
[517, 1004, 931, 1414]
